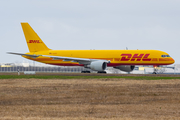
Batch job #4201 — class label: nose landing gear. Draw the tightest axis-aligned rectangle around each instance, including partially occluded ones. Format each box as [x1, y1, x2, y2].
[152, 65, 158, 74]
[81, 71, 91, 73]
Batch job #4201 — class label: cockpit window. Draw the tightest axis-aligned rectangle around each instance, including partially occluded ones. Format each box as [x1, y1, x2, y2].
[161, 55, 170, 58]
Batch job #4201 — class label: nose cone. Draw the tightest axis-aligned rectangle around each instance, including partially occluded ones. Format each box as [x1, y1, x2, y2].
[166, 58, 175, 64]
[171, 58, 175, 64]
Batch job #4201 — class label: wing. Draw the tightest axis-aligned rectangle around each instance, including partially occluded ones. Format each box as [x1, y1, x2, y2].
[42, 55, 93, 64]
[7, 52, 110, 65]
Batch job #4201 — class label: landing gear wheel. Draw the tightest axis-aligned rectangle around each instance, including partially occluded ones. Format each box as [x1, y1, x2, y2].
[97, 71, 107, 74]
[152, 72, 157, 74]
[81, 71, 91, 73]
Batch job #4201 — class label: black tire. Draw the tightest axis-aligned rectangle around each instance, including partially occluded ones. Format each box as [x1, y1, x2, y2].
[81, 71, 91, 73]
[152, 72, 157, 74]
[97, 71, 107, 74]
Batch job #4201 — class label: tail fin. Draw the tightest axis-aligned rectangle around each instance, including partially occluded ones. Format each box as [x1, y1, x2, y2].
[21, 22, 50, 52]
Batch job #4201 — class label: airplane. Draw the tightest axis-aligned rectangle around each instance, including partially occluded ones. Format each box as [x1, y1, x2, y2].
[8, 23, 175, 74]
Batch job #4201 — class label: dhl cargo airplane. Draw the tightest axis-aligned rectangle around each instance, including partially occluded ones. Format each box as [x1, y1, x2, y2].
[8, 23, 175, 74]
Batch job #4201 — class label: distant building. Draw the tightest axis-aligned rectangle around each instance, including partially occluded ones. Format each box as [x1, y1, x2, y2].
[0, 62, 179, 74]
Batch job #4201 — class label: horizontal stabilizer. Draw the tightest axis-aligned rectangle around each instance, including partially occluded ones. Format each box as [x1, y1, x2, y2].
[7, 52, 39, 58]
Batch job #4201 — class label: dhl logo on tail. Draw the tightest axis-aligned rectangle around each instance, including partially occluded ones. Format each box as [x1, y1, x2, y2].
[121, 54, 151, 61]
[28, 40, 42, 43]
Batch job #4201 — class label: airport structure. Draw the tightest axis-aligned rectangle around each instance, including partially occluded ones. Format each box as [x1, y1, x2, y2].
[0, 63, 88, 73]
[0, 62, 179, 74]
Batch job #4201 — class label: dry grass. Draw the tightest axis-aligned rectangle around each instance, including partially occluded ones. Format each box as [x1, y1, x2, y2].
[0, 78, 180, 120]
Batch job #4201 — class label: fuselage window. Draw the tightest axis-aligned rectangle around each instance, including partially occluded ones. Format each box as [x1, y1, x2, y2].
[161, 55, 170, 58]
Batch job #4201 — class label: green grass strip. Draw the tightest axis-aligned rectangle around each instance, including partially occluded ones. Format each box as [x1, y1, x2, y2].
[0, 75, 180, 80]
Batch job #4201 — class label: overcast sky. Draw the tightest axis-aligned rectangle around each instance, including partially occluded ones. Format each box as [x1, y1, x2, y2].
[0, 0, 180, 64]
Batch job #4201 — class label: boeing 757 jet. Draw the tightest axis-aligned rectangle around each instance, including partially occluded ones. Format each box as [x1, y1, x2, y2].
[8, 23, 175, 74]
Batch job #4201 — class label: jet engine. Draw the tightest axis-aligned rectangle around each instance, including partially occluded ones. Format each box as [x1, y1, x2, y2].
[87, 61, 107, 71]
[114, 65, 135, 72]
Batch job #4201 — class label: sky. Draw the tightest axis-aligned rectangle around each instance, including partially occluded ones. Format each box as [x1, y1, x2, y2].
[0, 0, 180, 64]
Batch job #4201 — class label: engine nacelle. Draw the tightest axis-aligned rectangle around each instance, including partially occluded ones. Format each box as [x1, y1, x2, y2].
[114, 65, 135, 72]
[87, 61, 107, 71]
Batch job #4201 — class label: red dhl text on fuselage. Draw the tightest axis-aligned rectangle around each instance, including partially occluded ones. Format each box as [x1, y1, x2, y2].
[24, 50, 174, 66]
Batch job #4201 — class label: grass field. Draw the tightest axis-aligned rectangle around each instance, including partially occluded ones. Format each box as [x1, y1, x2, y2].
[0, 73, 180, 80]
[0, 73, 180, 119]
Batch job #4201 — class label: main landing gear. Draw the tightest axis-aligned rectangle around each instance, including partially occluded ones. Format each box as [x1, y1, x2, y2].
[97, 71, 107, 74]
[81, 71, 107, 74]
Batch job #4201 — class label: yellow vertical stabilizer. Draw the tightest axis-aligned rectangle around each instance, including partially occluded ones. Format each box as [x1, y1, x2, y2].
[21, 22, 50, 52]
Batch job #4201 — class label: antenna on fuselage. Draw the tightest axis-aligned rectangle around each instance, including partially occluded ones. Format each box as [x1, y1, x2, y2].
[126, 47, 128, 50]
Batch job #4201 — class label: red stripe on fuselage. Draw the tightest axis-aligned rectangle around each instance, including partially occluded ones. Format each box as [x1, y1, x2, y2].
[48, 62, 171, 67]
